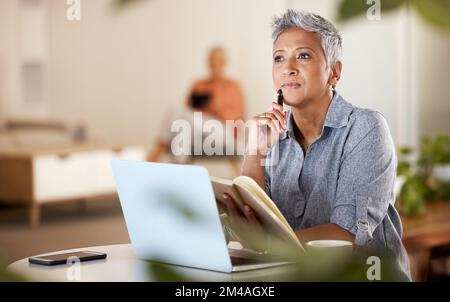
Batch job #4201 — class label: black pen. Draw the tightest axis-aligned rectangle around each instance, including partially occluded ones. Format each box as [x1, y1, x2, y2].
[277, 89, 284, 107]
[277, 89, 287, 129]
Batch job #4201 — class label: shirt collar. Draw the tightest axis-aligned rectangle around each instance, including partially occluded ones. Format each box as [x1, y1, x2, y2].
[280, 91, 354, 141]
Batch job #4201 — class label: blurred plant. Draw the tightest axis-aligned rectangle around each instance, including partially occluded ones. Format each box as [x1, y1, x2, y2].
[146, 242, 407, 281]
[113, 0, 149, 9]
[338, 0, 450, 34]
[419, 134, 450, 201]
[147, 261, 187, 282]
[418, 134, 450, 170]
[397, 146, 427, 215]
[0, 258, 26, 282]
[397, 134, 450, 216]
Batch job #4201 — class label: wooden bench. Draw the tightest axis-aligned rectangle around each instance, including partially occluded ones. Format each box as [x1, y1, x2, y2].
[402, 201, 450, 281]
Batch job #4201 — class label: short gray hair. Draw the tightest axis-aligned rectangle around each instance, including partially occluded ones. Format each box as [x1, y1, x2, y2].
[271, 9, 342, 67]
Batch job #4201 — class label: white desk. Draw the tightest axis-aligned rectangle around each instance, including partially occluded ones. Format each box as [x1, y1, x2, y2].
[7, 244, 294, 282]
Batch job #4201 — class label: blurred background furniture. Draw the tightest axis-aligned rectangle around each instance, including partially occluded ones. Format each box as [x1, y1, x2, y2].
[0, 117, 147, 228]
[402, 201, 450, 281]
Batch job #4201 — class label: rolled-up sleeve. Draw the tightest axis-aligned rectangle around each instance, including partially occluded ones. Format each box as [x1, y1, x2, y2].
[330, 113, 397, 246]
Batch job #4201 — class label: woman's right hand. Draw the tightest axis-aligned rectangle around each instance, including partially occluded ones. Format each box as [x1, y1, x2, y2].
[246, 102, 288, 156]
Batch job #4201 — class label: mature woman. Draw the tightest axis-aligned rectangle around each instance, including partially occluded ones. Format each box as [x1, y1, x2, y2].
[223, 10, 410, 280]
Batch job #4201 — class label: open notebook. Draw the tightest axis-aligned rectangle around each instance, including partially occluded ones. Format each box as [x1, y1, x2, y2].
[211, 176, 304, 252]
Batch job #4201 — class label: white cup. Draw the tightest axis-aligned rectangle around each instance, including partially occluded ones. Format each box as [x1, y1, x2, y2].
[305, 240, 354, 258]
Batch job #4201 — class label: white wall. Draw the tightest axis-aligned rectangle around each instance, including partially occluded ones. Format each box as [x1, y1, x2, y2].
[47, 0, 286, 146]
[0, 0, 50, 119]
[412, 14, 450, 138]
[0, 1, 20, 120]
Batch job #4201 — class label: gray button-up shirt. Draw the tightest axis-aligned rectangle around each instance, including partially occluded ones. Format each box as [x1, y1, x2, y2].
[264, 91, 410, 280]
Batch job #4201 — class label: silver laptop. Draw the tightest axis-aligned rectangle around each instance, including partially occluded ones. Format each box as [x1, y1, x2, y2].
[111, 159, 288, 273]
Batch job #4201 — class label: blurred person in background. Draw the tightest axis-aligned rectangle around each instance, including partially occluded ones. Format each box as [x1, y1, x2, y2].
[148, 46, 245, 163]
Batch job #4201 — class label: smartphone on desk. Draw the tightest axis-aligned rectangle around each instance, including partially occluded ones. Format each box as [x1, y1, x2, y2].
[29, 251, 107, 266]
